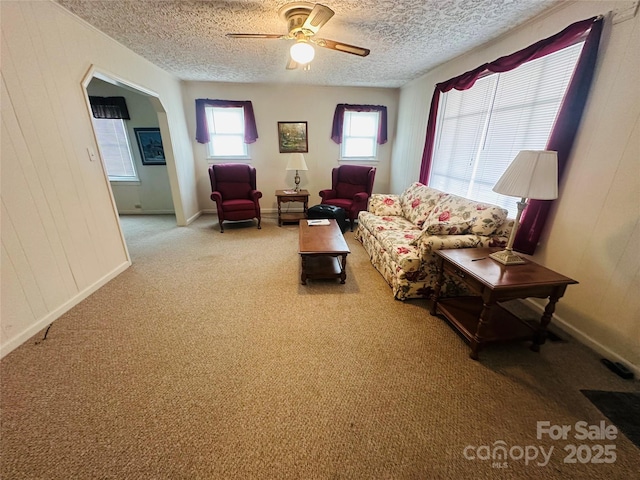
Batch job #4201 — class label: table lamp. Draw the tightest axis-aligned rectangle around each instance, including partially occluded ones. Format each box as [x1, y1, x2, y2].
[286, 153, 308, 192]
[490, 150, 558, 265]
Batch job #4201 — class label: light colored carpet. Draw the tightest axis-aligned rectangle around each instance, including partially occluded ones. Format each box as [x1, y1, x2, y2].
[1, 214, 638, 479]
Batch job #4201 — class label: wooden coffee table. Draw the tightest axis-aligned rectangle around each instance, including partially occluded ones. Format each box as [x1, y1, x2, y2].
[298, 219, 350, 285]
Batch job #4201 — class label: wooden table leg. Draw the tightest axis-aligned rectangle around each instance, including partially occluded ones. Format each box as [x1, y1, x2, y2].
[300, 255, 307, 285]
[430, 257, 445, 315]
[531, 289, 562, 352]
[340, 254, 347, 284]
[471, 300, 494, 360]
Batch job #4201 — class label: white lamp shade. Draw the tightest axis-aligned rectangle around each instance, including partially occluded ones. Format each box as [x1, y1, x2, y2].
[290, 41, 315, 64]
[286, 153, 308, 171]
[492, 150, 558, 200]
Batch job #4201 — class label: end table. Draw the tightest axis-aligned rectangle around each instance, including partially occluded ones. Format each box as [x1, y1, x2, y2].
[276, 190, 309, 226]
[430, 247, 578, 360]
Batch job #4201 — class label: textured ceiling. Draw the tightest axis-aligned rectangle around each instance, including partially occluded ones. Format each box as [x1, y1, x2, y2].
[56, 0, 563, 88]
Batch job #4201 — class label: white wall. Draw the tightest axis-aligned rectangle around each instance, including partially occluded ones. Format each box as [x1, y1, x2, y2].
[392, 1, 640, 370]
[0, 0, 196, 356]
[182, 82, 399, 213]
[87, 79, 175, 214]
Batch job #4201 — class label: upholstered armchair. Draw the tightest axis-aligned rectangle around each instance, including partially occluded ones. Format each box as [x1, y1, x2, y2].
[208, 164, 262, 233]
[319, 165, 376, 231]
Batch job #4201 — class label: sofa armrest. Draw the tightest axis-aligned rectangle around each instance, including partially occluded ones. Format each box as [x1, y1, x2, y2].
[319, 189, 337, 200]
[211, 191, 222, 203]
[368, 194, 402, 215]
[493, 219, 515, 237]
[416, 233, 510, 258]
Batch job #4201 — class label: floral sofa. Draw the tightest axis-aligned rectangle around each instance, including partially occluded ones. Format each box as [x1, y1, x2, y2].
[354, 182, 514, 300]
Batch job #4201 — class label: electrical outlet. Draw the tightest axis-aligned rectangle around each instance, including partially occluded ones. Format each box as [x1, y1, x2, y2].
[612, 0, 639, 24]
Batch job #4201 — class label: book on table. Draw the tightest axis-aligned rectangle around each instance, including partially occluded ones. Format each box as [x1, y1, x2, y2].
[307, 219, 330, 226]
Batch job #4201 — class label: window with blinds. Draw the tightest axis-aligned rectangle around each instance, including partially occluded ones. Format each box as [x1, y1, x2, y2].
[429, 42, 584, 217]
[205, 106, 248, 158]
[92, 118, 137, 181]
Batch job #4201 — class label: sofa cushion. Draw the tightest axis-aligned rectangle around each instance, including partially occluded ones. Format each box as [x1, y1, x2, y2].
[375, 229, 422, 273]
[400, 182, 444, 227]
[358, 211, 417, 236]
[424, 194, 508, 236]
[368, 194, 402, 216]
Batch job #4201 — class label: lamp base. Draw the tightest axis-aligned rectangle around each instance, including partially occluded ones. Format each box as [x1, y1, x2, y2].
[294, 171, 301, 192]
[489, 249, 526, 265]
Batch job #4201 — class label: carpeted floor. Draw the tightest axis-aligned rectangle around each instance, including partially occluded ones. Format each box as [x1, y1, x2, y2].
[1, 214, 638, 479]
[581, 390, 640, 448]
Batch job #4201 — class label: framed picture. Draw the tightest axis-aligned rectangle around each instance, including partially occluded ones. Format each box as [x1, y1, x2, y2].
[134, 127, 166, 165]
[278, 121, 308, 153]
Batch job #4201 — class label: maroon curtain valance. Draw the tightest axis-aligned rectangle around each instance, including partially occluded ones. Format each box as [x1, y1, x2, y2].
[89, 96, 130, 120]
[331, 104, 388, 145]
[418, 15, 602, 254]
[195, 99, 258, 144]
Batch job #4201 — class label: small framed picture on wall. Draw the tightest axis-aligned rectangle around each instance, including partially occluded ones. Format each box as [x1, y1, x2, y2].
[278, 121, 308, 153]
[134, 127, 166, 165]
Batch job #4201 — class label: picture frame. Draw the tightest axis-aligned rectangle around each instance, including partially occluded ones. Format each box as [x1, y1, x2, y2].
[134, 127, 166, 165]
[278, 121, 308, 153]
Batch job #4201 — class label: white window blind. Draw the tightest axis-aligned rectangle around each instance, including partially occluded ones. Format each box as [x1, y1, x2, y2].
[93, 118, 137, 180]
[341, 110, 379, 159]
[206, 106, 248, 158]
[429, 42, 583, 217]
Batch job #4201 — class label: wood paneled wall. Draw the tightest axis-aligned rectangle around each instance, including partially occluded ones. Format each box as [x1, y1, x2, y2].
[0, 1, 194, 356]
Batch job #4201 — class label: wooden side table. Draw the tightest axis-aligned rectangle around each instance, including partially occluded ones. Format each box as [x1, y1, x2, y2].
[276, 189, 309, 226]
[430, 247, 578, 360]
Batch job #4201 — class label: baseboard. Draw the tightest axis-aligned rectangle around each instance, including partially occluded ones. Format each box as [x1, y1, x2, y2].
[117, 209, 175, 215]
[201, 209, 279, 216]
[520, 298, 639, 379]
[0, 261, 131, 360]
[185, 210, 202, 225]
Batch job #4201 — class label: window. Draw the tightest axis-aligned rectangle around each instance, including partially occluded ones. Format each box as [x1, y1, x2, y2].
[205, 106, 248, 158]
[429, 42, 583, 217]
[341, 110, 380, 159]
[92, 118, 137, 181]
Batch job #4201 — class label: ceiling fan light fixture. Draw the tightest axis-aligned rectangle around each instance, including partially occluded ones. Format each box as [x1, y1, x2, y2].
[290, 40, 315, 64]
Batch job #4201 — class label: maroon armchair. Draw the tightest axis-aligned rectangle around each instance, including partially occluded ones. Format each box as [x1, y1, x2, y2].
[319, 165, 376, 231]
[208, 164, 262, 233]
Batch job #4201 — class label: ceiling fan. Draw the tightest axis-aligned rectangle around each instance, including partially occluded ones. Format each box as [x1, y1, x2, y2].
[226, 2, 370, 70]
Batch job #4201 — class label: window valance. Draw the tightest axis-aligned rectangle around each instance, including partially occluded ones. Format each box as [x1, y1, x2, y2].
[89, 96, 130, 120]
[195, 99, 258, 144]
[331, 104, 388, 145]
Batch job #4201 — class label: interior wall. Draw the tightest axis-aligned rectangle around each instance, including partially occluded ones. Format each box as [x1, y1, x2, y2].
[87, 79, 174, 214]
[0, 0, 195, 357]
[182, 82, 399, 213]
[392, 0, 640, 370]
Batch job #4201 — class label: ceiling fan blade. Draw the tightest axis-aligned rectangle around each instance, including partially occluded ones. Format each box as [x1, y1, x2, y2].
[312, 38, 370, 57]
[226, 33, 285, 39]
[286, 57, 299, 70]
[301, 4, 335, 35]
